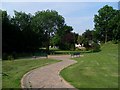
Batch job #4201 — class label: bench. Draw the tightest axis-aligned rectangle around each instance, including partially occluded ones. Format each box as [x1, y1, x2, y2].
[33, 53, 48, 59]
[71, 52, 80, 57]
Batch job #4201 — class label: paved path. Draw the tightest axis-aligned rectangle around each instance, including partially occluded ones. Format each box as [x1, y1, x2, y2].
[21, 55, 77, 88]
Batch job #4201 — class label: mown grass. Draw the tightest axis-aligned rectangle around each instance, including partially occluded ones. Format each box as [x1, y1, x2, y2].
[0, 60, 2, 89]
[49, 48, 91, 55]
[60, 42, 118, 88]
[2, 59, 60, 88]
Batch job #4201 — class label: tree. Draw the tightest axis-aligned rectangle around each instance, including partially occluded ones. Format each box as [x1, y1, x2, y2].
[63, 32, 75, 50]
[12, 11, 42, 52]
[54, 25, 75, 50]
[77, 35, 83, 45]
[2, 10, 44, 55]
[74, 33, 79, 44]
[109, 10, 120, 42]
[32, 9, 65, 52]
[2, 10, 16, 53]
[82, 29, 93, 41]
[94, 5, 116, 43]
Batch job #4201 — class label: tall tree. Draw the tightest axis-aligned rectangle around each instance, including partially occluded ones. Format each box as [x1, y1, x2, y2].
[2, 10, 18, 53]
[82, 29, 93, 41]
[32, 9, 65, 52]
[81, 29, 94, 49]
[94, 5, 116, 43]
[77, 35, 84, 45]
[109, 10, 120, 42]
[58, 25, 74, 50]
[12, 11, 40, 52]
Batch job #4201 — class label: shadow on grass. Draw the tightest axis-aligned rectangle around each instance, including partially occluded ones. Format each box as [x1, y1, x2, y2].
[49, 49, 101, 55]
[2, 48, 101, 60]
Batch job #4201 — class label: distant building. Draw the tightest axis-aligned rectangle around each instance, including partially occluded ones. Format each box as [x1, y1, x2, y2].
[75, 44, 81, 48]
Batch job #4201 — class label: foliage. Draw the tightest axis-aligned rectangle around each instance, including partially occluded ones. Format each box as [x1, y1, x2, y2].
[2, 4, 119, 57]
[50, 24, 75, 50]
[7, 55, 14, 60]
[77, 35, 83, 45]
[76, 5, 119, 51]
[2, 9, 75, 57]
[2, 10, 41, 56]
[78, 29, 94, 51]
[94, 5, 119, 43]
[12, 11, 41, 51]
[91, 42, 101, 52]
[32, 9, 65, 52]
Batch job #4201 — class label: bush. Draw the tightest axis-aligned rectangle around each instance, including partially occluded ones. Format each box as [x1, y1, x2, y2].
[7, 55, 14, 60]
[91, 42, 101, 52]
[112, 40, 118, 44]
[70, 44, 75, 51]
[2, 53, 8, 60]
[59, 43, 75, 50]
[2, 53, 16, 60]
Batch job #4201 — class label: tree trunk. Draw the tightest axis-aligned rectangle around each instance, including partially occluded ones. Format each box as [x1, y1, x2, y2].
[46, 43, 49, 53]
[105, 30, 107, 43]
[46, 32, 50, 54]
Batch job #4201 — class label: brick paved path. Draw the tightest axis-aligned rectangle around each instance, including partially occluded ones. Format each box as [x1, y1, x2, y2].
[21, 55, 77, 88]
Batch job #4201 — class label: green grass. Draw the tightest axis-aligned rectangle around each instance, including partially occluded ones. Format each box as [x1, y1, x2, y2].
[0, 60, 2, 89]
[2, 59, 60, 88]
[60, 42, 118, 88]
[49, 48, 91, 55]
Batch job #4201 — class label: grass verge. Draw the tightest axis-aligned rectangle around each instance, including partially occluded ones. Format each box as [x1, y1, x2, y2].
[60, 42, 118, 88]
[2, 59, 60, 88]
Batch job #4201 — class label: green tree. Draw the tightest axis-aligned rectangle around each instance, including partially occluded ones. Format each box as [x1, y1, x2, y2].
[2, 10, 20, 53]
[74, 33, 79, 44]
[109, 10, 120, 42]
[81, 29, 95, 50]
[94, 5, 116, 43]
[12, 11, 41, 51]
[2, 10, 12, 53]
[32, 9, 65, 52]
[77, 35, 84, 45]
[56, 25, 75, 50]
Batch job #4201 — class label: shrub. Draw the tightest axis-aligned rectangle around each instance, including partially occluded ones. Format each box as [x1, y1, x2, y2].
[2, 53, 15, 60]
[7, 55, 14, 60]
[2, 53, 8, 60]
[112, 40, 118, 44]
[91, 42, 101, 52]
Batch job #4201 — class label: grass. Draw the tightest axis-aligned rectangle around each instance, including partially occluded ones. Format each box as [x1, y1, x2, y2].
[2, 59, 60, 88]
[60, 42, 118, 88]
[49, 48, 91, 55]
[0, 60, 2, 89]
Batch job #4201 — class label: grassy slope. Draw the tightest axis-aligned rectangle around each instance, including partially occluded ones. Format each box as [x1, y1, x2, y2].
[2, 59, 60, 88]
[60, 42, 118, 88]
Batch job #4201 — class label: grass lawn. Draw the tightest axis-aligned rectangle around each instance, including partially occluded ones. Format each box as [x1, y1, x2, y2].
[49, 48, 91, 55]
[60, 42, 118, 88]
[2, 59, 60, 88]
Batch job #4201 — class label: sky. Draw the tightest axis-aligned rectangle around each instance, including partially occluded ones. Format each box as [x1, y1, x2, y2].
[1, 2, 119, 35]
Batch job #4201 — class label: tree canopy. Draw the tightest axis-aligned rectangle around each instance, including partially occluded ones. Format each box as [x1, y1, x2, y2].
[2, 9, 75, 57]
[2, 4, 120, 59]
[32, 10, 65, 52]
[94, 5, 119, 43]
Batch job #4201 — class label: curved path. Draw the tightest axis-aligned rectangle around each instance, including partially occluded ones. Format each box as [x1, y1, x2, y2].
[21, 55, 77, 88]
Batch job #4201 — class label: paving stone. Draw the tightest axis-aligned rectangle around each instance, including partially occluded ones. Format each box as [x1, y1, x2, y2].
[21, 55, 77, 89]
